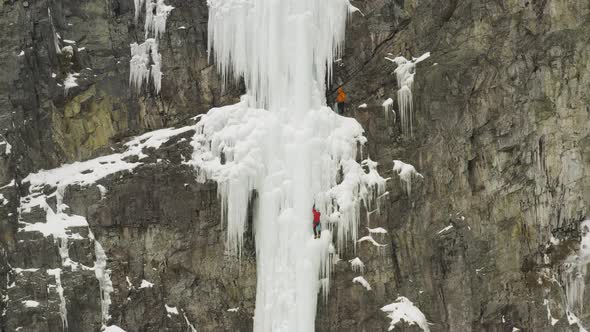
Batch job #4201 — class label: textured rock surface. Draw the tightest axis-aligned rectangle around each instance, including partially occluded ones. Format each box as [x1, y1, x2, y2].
[0, 0, 588, 331]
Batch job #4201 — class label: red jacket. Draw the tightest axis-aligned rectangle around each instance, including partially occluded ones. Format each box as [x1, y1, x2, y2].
[312, 208, 321, 224]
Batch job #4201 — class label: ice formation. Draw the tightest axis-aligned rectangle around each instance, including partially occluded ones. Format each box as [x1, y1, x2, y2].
[393, 160, 423, 197]
[385, 52, 430, 135]
[92, 234, 113, 327]
[47, 268, 68, 330]
[381, 296, 430, 332]
[64, 72, 79, 96]
[349, 257, 365, 273]
[22, 300, 40, 308]
[382, 98, 395, 123]
[130, 0, 173, 93]
[562, 220, 590, 330]
[193, 0, 385, 330]
[352, 276, 372, 290]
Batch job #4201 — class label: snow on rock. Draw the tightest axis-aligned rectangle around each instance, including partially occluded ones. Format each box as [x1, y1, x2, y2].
[352, 276, 371, 290]
[358, 103, 367, 109]
[165, 304, 179, 315]
[436, 225, 454, 235]
[357, 235, 386, 247]
[384, 52, 430, 135]
[22, 300, 40, 308]
[227, 307, 239, 312]
[381, 296, 430, 332]
[198, 0, 384, 330]
[368, 227, 388, 234]
[17, 50, 24, 57]
[392, 160, 423, 197]
[139, 280, 154, 288]
[64, 72, 79, 96]
[103, 325, 127, 332]
[349, 257, 365, 273]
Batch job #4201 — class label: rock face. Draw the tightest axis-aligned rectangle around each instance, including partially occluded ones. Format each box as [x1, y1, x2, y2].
[1, 0, 589, 332]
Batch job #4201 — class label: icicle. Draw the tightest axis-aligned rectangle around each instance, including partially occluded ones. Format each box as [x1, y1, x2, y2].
[385, 52, 430, 136]
[89, 232, 113, 327]
[382, 98, 394, 123]
[130, 0, 173, 93]
[393, 160, 423, 197]
[47, 268, 68, 331]
[562, 220, 590, 323]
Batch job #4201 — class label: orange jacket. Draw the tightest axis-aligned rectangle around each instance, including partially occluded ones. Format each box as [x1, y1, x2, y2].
[336, 87, 347, 103]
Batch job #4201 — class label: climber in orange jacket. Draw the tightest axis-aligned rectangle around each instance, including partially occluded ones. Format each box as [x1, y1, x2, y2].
[336, 87, 347, 115]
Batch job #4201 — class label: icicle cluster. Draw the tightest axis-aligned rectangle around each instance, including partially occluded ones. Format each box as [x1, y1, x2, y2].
[130, 0, 173, 94]
[563, 220, 590, 324]
[207, 0, 350, 112]
[385, 52, 430, 135]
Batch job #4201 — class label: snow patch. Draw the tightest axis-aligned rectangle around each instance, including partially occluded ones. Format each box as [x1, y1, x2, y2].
[349, 257, 365, 273]
[22, 300, 40, 308]
[165, 304, 179, 315]
[368, 227, 387, 234]
[393, 160, 423, 197]
[357, 235, 386, 247]
[381, 296, 430, 332]
[64, 73, 79, 96]
[139, 280, 154, 288]
[352, 276, 371, 290]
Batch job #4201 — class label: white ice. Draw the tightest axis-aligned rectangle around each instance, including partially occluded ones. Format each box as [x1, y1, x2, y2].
[165, 304, 179, 315]
[349, 257, 365, 273]
[381, 296, 430, 331]
[382, 98, 395, 123]
[22, 300, 40, 308]
[139, 280, 154, 288]
[197, 0, 384, 330]
[385, 52, 430, 135]
[130, 0, 173, 93]
[352, 276, 371, 290]
[393, 160, 423, 197]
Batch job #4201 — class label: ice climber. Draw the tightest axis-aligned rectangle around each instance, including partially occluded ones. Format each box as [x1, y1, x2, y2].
[336, 86, 347, 114]
[312, 205, 321, 239]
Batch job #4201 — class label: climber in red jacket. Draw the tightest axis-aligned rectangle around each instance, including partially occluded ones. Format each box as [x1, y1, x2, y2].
[312, 205, 321, 239]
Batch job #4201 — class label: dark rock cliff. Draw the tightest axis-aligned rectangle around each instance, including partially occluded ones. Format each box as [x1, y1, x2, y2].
[0, 0, 588, 331]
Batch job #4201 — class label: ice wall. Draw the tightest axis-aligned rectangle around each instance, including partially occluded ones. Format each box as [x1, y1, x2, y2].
[194, 0, 385, 330]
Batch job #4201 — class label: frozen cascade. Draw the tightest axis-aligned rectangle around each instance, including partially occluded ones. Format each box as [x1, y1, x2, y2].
[90, 231, 114, 327]
[562, 220, 590, 330]
[192, 0, 386, 331]
[385, 52, 430, 135]
[47, 268, 68, 330]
